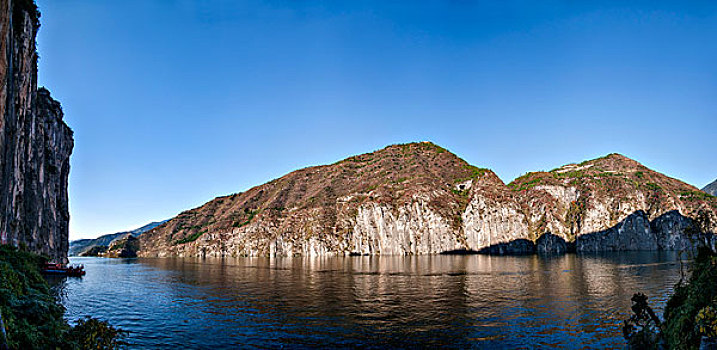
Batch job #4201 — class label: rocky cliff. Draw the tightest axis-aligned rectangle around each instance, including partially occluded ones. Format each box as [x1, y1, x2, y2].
[704, 179, 717, 196]
[0, 0, 73, 262]
[98, 234, 139, 258]
[510, 154, 716, 252]
[139, 144, 716, 257]
[141, 142, 487, 257]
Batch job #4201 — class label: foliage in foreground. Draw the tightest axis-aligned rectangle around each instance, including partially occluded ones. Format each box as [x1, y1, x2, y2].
[0, 244, 127, 349]
[624, 246, 717, 349]
[65, 317, 128, 350]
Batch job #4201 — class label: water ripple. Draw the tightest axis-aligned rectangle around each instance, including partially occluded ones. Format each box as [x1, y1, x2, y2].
[57, 252, 683, 349]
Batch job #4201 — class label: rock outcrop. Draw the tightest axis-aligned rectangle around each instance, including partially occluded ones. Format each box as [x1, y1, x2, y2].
[78, 245, 107, 257]
[139, 145, 716, 257]
[100, 234, 139, 258]
[0, 0, 73, 262]
[704, 179, 717, 196]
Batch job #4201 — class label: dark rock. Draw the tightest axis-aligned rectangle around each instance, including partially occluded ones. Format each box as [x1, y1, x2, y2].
[576, 210, 714, 252]
[79, 245, 108, 257]
[536, 233, 567, 255]
[479, 239, 536, 255]
[652, 210, 696, 251]
[440, 248, 479, 255]
[102, 235, 139, 258]
[577, 211, 656, 251]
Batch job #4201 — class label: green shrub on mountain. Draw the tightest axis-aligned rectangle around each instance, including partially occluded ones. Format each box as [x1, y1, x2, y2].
[624, 246, 717, 349]
[0, 245, 126, 349]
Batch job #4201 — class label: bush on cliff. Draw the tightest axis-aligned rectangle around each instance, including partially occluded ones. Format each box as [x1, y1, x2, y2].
[624, 246, 717, 349]
[0, 244, 126, 349]
[0, 245, 66, 349]
[662, 246, 717, 349]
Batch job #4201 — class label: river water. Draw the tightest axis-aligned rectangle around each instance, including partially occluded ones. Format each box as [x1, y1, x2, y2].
[58, 253, 684, 349]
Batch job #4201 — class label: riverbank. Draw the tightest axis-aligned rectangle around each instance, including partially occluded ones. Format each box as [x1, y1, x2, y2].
[0, 245, 125, 349]
[624, 246, 717, 348]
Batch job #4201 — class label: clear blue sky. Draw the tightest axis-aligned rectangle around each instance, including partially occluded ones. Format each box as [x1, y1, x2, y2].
[35, 0, 717, 240]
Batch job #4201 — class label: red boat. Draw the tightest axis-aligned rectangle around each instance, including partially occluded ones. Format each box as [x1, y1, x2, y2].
[42, 262, 86, 277]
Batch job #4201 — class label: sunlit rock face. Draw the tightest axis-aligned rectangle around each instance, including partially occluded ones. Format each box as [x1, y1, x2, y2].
[462, 173, 530, 251]
[139, 142, 536, 257]
[141, 143, 487, 257]
[511, 154, 716, 252]
[0, 0, 73, 262]
[349, 202, 462, 255]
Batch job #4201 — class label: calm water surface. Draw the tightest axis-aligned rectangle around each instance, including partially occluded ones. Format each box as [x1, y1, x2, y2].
[58, 253, 684, 349]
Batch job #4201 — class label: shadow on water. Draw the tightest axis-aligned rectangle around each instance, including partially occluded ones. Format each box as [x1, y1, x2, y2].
[60, 252, 684, 349]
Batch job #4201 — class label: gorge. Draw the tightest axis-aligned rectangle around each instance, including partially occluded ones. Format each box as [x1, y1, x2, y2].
[2, 0, 716, 348]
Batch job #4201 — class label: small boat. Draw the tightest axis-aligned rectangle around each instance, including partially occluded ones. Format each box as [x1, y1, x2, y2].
[42, 262, 86, 277]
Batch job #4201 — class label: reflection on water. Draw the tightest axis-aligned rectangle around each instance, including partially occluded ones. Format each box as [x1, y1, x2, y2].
[59, 253, 683, 349]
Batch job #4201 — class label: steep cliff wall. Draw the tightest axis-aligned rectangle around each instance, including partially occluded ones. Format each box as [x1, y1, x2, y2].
[462, 171, 530, 251]
[139, 143, 716, 258]
[0, 0, 73, 262]
[510, 154, 716, 252]
[140, 142, 481, 257]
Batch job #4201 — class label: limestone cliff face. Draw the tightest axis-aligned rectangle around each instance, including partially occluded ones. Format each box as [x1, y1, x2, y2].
[0, 0, 73, 262]
[462, 172, 529, 251]
[510, 154, 716, 252]
[141, 142, 481, 257]
[140, 145, 716, 258]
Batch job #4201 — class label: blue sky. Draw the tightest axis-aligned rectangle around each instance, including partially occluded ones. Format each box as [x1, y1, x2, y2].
[35, 0, 717, 240]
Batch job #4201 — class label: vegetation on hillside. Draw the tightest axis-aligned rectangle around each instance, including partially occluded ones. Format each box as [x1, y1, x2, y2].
[0, 245, 127, 349]
[624, 246, 717, 349]
[145, 141, 498, 252]
[506, 153, 717, 245]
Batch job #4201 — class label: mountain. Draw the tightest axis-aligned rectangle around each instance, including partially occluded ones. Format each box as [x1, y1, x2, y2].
[69, 221, 166, 256]
[509, 153, 716, 252]
[0, 0, 73, 262]
[704, 179, 717, 196]
[141, 142, 491, 257]
[139, 144, 716, 257]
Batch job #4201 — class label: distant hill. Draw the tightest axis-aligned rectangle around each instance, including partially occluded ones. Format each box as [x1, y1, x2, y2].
[69, 221, 167, 256]
[704, 179, 717, 196]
